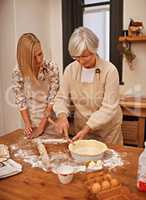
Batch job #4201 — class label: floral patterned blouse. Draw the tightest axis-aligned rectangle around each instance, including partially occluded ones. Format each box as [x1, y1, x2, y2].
[12, 60, 59, 111]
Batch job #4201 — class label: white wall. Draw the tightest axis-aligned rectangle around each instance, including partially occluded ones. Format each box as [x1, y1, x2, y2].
[14, 0, 62, 74]
[121, 0, 146, 96]
[0, 0, 62, 135]
[44, 0, 63, 74]
[0, 0, 20, 136]
[15, 0, 49, 60]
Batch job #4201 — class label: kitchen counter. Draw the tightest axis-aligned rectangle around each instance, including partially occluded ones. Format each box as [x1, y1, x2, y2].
[0, 129, 146, 200]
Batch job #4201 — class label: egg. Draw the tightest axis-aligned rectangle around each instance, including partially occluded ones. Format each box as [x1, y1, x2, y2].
[101, 180, 110, 190]
[110, 178, 119, 187]
[91, 182, 101, 193]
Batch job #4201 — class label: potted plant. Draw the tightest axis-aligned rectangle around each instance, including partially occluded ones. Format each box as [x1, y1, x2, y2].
[117, 42, 136, 69]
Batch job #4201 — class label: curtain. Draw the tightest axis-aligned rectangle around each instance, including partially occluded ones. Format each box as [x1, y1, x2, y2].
[62, 0, 83, 69]
[110, 0, 123, 83]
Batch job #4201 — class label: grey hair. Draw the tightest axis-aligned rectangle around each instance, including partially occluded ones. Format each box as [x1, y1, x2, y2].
[68, 27, 99, 57]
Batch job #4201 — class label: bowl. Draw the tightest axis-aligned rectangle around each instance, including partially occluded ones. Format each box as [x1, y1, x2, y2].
[56, 165, 74, 184]
[68, 140, 108, 162]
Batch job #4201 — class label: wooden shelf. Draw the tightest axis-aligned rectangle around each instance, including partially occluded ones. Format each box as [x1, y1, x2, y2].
[119, 35, 146, 42]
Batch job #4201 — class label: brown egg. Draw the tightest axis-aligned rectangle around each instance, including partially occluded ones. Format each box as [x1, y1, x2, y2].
[110, 178, 119, 187]
[91, 182, 101, 193]
[101, 180, 110, 190]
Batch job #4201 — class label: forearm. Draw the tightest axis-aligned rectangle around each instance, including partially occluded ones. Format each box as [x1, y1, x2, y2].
[53, 68, 71, 118]
[20, 109, 31, 126]
[38, 104, 53, 129]
[38, 117, 48, 130]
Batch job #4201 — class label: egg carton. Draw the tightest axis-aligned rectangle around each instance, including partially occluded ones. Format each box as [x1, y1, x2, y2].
[84, 171, 141, 200]
[96, 186, 140, 200]
[85, 170, 119, 189]
[87, 185, 140, 200]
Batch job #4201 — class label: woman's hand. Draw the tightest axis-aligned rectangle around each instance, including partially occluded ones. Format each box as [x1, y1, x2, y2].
[29, 106, 52, 139]
[72, 125, 91, 141]
[55, 114, 70, 140]
[24, 122, 33, 138]
[20, 109, 33, 138]
[29, 126, 44, 139]
[24, 119, 45, 139]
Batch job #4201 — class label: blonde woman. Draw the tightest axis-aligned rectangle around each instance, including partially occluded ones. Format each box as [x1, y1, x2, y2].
[53, 27, 123, 145]
[12, 33, 59, 139]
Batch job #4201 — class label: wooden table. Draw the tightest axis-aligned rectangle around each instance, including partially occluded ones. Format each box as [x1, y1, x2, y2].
[0, 129, 146, 200]
[120, 97, 146, 147]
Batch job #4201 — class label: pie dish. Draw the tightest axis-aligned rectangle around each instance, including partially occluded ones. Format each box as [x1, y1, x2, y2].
[68, 140, 108, 162]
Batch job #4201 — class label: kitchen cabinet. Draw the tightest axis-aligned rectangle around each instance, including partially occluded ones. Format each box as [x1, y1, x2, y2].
[120, 97, 146, 147]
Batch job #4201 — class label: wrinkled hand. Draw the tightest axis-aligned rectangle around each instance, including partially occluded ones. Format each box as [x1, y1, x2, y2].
[55, 116, 70, 140]
[72, 126, 91, 141]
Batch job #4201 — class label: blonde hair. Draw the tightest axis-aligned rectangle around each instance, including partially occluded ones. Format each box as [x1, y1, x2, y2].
[68, 27, 99, 57]
[17, 33, 40, 83]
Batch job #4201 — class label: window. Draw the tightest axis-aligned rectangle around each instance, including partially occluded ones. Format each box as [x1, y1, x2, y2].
[83, 3, 110, 60]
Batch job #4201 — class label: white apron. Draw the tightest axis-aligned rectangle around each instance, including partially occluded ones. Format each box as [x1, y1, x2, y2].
[24, 78, 58, 137]
[70, 71, 123, 145]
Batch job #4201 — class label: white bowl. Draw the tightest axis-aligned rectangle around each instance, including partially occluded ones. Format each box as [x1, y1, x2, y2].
[69, 140, 107, 162]
[58, 173, 73, 184]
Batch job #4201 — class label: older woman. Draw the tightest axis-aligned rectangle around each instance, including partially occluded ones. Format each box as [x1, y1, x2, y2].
[53, 27, 123, 144]
[12, 33, 59, 139]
